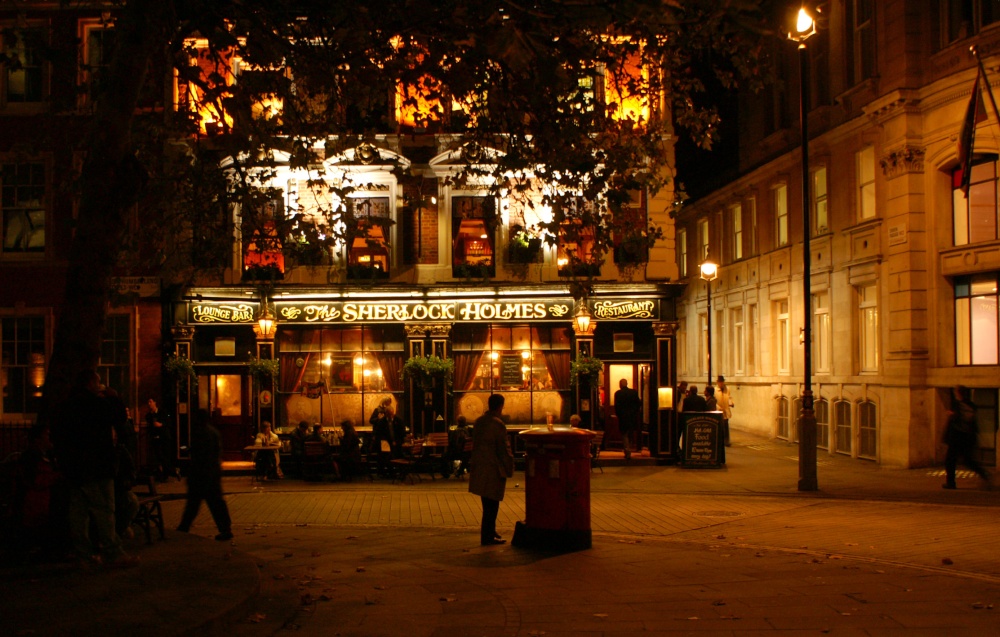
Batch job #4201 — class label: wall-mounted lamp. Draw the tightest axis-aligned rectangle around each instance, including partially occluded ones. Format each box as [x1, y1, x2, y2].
[256, 302, 276, 338]
[574, 302, 592, 334]
[658, 386, 674, 410]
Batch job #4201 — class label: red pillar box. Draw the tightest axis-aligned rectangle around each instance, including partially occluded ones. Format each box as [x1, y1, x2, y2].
[512, 427, 595, 551]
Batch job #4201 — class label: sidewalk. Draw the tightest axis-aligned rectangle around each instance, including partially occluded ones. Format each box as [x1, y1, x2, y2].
[4, 429, 998, 636]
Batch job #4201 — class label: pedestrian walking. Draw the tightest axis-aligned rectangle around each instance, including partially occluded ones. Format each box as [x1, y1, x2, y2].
[469, 394, 514, 545]
[613, 378, 642, 460]
[942, 385, 991, 489]
[177, 409, 233, 541]
[716, 375, 733, 447]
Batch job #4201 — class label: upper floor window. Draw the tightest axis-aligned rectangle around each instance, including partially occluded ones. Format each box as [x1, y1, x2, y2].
[677, 228, 688, 278]
[612, 191, 648, 267]
[453, 195, 496, 278]
[1, 315, 46, 417]
[2, 26, 47, 107]
[697, 217, 709, 262]
[242, 195, 285, 279]
[346, 195, 391, 279]
[955, 273, 999, 365]
[99, 314, 130, 399]
[953, 158, 998, 245]
[858, 283, 879, 373]
[79, 20, 116, 107]
[1, 163, 46, 256]
[729, 203, 743, 261]
[748, 196, 758, 256]
[857, 146, 877, 220]
[941, 0, 1000, 46]
[773, 184, 788, 247]
[848, 0, 876, 85]
[813, 291, 832, 374]
[812, 167, 828, 234]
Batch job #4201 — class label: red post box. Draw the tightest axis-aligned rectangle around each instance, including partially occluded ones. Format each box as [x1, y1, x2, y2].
[511, 427, 594, 551]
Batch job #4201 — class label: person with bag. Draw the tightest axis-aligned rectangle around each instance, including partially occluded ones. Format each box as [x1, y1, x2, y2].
[469, 394, 514, 545]
[942, 385, 991, 489]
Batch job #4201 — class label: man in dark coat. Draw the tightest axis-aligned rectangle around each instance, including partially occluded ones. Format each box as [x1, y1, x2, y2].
[52, 369, 138, 568]
[177, 409, 233, 541]
[469, 394, 513, 545]
[613, 379, 642, 460]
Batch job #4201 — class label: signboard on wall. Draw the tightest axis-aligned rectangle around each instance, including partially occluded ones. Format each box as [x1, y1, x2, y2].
[500, 355, 524, 388]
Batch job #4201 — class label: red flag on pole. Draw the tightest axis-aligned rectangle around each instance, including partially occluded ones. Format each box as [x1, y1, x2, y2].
[958, 68, 988, 197]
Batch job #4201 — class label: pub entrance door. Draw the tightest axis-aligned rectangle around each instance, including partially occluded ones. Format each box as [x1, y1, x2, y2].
[196, 371, 253, 461]
[603, 363, 648, 452]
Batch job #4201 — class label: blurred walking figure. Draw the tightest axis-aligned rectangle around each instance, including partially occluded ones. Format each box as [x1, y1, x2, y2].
[942, 385, 991, 490]
[177, 409, 233, 541]
[614, 378, 641, 460]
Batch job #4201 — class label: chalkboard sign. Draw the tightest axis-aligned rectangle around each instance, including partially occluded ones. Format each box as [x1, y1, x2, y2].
[500, 355, 524, 387]
[681, 412, 723, 467]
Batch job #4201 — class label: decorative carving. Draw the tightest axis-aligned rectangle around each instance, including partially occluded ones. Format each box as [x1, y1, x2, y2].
[426, 323, 452, 338]
[879, 146, 924, 178]
[653, 321, 678, 337]
[170, 326, 195, 340]
[355, 143, 380, 165]
[461, 142, 484, 163]
[404, 324, 427, 338]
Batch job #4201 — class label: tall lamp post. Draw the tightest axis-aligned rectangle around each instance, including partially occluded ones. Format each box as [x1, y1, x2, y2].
[700, 256, 718, 387]
[789, 7, 818, 491]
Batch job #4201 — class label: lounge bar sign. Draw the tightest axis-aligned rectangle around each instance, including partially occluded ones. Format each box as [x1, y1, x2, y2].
[187, 298, 659, 325]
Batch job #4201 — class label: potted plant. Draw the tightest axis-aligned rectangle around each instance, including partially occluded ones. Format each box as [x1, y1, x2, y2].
[401, 355, 455, 390]
[507, 227, 543, 264]
[246, 355, 280, 381]
[164, 354, 198, 385]
[570, 355, 604, 390]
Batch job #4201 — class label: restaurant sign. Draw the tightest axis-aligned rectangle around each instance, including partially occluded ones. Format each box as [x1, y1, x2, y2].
[187, 298, 659, 325]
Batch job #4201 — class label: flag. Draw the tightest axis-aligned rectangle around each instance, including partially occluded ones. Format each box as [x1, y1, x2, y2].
[958, 68, 988, 197]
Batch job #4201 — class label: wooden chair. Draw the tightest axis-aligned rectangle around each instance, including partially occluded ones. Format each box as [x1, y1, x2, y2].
[132, 476, 166, 544]
[590, 431, 604, 474]
[391, 440, 423, 484]
[302, 441, 333, 481]
[423, 432, 450, 478]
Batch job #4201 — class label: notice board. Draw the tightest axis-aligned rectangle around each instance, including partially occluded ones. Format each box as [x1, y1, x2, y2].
[500, 355, 524, 388]
[681, 412, 723, 467]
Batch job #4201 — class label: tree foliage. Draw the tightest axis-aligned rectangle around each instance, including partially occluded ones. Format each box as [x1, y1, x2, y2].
[40, 0, 772, 412]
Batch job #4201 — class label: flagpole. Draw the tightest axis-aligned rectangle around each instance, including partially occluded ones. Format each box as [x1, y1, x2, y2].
[972, 46, 1000, 131]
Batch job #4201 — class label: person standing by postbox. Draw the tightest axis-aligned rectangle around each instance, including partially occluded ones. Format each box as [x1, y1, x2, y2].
[469, 394, 514, 546]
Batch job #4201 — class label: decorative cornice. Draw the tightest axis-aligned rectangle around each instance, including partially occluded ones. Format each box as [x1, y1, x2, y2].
[170, 326, 195, 340]
[404, 324, 427, 338]
[653, 321, 678, 337]
[879, 146, 925, 178]
[426, 324, 452, 338]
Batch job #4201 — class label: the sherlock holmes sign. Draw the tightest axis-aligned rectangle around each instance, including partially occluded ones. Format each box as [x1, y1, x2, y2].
[187, 298, 658, 325]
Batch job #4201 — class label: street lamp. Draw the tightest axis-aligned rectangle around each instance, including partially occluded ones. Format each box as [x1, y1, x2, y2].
[700, 256, 718, 387]
[789, 6, 818, 492]
[256, 301, 276, 338]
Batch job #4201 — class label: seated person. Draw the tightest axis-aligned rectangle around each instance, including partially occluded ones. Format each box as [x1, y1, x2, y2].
[307, 424, 326, 443]
[338, 419, 364, 481]
[289, 420, 310, 476]
[253, 421, 282, 479]
[448, 416, 472, 478]
[569, 414, 582, 428]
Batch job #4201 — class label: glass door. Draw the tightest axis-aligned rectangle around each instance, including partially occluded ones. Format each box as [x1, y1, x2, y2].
[197, 372, 252, 461]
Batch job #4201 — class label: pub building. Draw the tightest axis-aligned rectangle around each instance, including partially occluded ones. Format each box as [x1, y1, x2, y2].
[172, 283, 681, 462]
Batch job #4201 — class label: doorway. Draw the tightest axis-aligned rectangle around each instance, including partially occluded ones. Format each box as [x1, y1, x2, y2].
[197, 372, 253, 461]
[604, 364, 644, 450]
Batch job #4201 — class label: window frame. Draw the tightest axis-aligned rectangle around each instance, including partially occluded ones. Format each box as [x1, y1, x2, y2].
[1, 23, 49, 110]
[78, 18, 117, 109]
[773, 183, 788, 247]
[0, 314, 47, 418]
[813, 291, 832, 374]
[729, 202, 743, 261]
[858, 399, 877, 459]
[857, 145, 877, 220]
[812, 166, 828, 235]
[1, 161, 48, 258]
[677, 227, 688, 278]
[955, 273, 999, 365]
[858, 283, 879, 373]
[834, 399, 853, 455]
[776, 298, 790, 375]
[952, 157, 999, 246]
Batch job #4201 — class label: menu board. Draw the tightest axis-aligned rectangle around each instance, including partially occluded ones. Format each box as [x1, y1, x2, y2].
[500, 355, 524, 387]
[682, 412, 723, 467]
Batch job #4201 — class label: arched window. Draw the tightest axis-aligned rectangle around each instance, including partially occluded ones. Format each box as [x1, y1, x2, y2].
[776, 395, 790, 440]
[815, 399, 830, 450]
[858, 400, 877, 459]
[834, 399, 852, 455]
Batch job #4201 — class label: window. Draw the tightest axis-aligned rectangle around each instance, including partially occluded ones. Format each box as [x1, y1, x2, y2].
[556, 197, 599, 277]
[858, 400, 877, 459]
[813, 167, 828, 234]
[941, 0, 1000, 46]
[677, 228, 688, 278]
[776, 395, 790, 439]
[99, 314, 130, 399]
[834, 399, 852, 455]
[2, 27, 46, 106]
[453, 195, 497, 278]
[80, 20, 117, 106]
[729, 203, 743, 261]
[748, 196, 758, 256]
[848, 0, 875, 85]
[773, 184, 788, 247]
[815, 399, 830, 449]
[953, 158, 999, 246]
[697, 217, 709, 262]
[857, 146, 876, 220]
[613, 192, 648, 266]
[813, 291, 832, 374]
[858, 284, 879, 372]
[731, 307, 745, 375]
[347, 196, 391, 279]
[1, 316, 46, 417]
[747, 304, 758, 375]
[955, 273, 999, 365]
[1, 163, 46, 255]
[776, 299, 790, 375]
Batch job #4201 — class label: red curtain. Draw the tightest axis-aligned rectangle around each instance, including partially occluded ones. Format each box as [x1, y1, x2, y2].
[453, 352, 486, 391]
[544, 351, 571, 390]
[376, 352, 405, 392]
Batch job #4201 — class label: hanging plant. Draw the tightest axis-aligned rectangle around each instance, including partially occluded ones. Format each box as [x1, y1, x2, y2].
[401, 355, 455, 390]
[247, 355, 280, 381]
[164, 354, 198, 385]
[570, 355, 604, 390]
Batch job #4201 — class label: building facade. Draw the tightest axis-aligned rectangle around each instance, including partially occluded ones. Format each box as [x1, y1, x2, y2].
[676, 1, 1000, 468]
